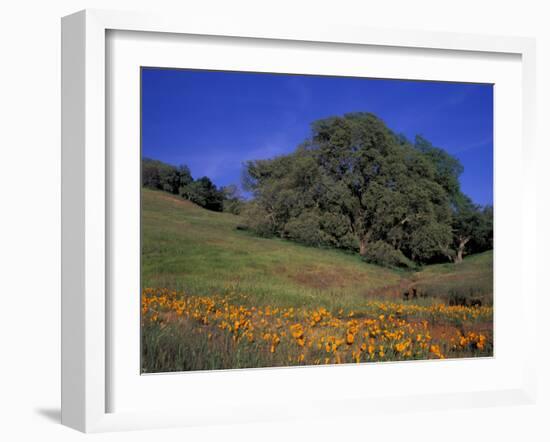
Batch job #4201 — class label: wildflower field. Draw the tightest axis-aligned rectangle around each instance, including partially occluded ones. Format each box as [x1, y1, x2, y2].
[141, 189, 493, 373]
[142, 288, 492, 372]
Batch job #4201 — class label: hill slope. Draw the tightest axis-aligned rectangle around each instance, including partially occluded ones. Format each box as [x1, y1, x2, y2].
[413, 251, 493, 304]
[141, 189, 493, 309]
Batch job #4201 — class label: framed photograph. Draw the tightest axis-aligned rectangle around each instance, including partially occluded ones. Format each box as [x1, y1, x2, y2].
[61, 9, 537, 432]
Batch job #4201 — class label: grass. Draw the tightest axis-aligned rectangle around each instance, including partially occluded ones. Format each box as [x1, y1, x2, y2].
[142, 188, 403, 312]
[141, 188, 493, 372]
[413, 251, 493, 305]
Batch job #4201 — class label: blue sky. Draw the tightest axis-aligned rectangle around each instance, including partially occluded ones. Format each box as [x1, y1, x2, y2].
[142, 68, 493, 205]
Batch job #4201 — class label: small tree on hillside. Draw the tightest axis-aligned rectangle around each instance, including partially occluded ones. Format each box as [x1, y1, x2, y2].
[177, 165, 193, 192]
[142, 158, 193, 194]
[445, 194, 493, 263]
[181, 176, 224, 212]
[221, 184, 245, 215]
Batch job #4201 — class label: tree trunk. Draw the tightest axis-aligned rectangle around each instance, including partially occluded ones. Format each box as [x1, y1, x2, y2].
[437, 242, 454, 263]
[454, 237, 470, 264]
[359, 238, 368, 256]
[454, 246, 464, 263]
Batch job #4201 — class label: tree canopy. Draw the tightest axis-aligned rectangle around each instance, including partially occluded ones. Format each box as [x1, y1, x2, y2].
[142, 158, 230, 213]
[142, 158, 192, 195]
[242, 112, 492, 266]
[180, 176, 224, 212]
[445, 193, 493, 263]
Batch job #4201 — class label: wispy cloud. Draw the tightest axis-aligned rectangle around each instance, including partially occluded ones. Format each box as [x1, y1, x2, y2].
[170, 139, 293, 191]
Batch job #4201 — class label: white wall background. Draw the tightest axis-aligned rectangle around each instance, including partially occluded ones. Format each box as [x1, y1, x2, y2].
[0, 1, 548, 440]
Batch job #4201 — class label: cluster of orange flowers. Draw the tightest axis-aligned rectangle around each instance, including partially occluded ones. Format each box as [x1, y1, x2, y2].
[360, 301, 493, 324]
[142, 288, 492, 365]
[450, 330, 488, 351]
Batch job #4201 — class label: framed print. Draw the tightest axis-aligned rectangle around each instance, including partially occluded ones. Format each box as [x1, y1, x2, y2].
[139, 68, 495, 373]
[61, 9, 537, 433]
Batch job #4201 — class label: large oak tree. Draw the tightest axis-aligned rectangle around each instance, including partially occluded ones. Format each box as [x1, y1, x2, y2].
[243, 113, 455, 265]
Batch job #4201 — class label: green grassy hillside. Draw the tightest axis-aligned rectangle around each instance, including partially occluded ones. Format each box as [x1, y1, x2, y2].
[413, 251, 493, 305]
[141, 188, 493, 309]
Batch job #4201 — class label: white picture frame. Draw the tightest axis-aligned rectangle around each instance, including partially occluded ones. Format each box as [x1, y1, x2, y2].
[61, 9, 537, 433]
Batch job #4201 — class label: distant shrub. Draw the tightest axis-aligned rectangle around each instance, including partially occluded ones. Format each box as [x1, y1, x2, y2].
[223, 198, 245, 215]
[361, 241, 415, 269]
[180, 176, 224, 212]
[221, 185, 245, 215]
[241, 203, 277, 237]
[142, 158, 192, 194]
[284, 211, 325, 246]
[319, 212, 358, 249]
